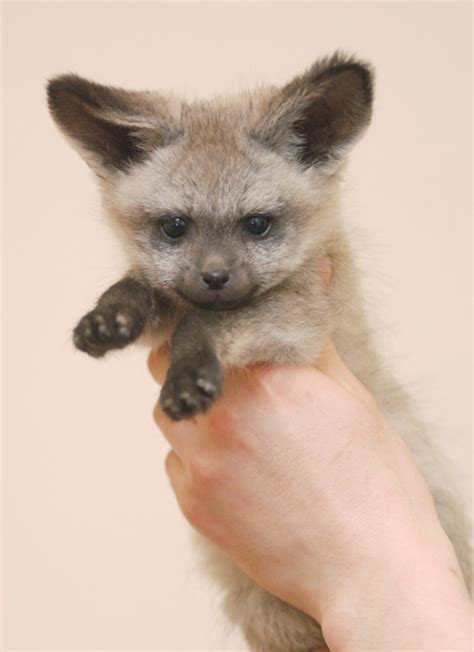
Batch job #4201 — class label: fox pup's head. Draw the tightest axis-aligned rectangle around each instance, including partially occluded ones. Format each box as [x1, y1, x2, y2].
[48, 53, 373, 310]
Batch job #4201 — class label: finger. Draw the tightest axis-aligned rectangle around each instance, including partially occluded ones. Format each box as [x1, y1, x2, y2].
[315, 340, 373, 403]
[165, 449, 186, 495]
[147, 344, 169, 385]
[315, 339, 344, 375]
[153, 399, 199, 458]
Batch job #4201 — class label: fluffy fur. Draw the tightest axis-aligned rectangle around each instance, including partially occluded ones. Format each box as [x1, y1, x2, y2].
[47, 53, 471, 651]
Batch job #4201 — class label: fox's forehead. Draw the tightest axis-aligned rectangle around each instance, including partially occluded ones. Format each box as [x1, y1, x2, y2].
[106, 91, 293, 218]
[181, 91, 269, 137]
[108, 132, 311, 222]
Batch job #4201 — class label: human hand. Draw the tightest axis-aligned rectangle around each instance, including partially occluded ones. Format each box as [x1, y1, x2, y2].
[148, 342, 472, 650]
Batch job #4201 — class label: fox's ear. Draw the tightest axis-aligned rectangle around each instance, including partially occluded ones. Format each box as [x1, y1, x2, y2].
[254, 52, 374, 168]
[47, 74, 180, 176]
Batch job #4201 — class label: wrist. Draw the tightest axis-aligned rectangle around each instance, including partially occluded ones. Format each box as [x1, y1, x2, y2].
[315, 540, 472, 651]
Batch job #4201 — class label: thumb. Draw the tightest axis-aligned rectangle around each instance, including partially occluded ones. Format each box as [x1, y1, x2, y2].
[315, 340, 374, 405]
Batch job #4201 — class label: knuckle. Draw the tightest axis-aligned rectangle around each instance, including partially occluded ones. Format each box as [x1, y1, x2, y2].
[207, 402, 239, 439]
[207, 403, 252, 453]
[188, 451, 219, 488]
[179, 491, 205, 529]
[250, 363, 290, 399]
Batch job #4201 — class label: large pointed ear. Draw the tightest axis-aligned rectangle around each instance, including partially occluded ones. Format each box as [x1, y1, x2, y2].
[254, 52, 374, 168]
[47, 74, 180, 176]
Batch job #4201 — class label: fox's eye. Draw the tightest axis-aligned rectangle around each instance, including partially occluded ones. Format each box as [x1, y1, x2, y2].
[243, 214, 272, 236]
[160, 215, 188, 239]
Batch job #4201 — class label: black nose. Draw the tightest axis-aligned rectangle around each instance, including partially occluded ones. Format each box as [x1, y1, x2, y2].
[201, 270, 231, 290]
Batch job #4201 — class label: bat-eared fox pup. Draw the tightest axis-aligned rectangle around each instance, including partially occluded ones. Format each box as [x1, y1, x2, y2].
[48, 52, 471, 651]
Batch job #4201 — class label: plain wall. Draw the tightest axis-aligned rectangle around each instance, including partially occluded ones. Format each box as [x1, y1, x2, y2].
[2, 2, 472, 650]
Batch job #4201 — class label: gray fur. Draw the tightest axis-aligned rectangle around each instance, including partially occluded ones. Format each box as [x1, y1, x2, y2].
[48, 52, 471, 650]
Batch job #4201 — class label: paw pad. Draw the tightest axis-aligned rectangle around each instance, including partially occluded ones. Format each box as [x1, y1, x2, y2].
[160, 363, 223, 420]
[73, 305, 143, 357]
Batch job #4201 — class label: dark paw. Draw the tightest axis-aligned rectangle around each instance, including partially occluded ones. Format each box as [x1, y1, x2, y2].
[73, 305, 144, 357]
[160, 360, 223, 420]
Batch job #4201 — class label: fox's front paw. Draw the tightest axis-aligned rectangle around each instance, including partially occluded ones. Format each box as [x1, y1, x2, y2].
[160, 358, 223, 420]
[73, 305, 144, 357]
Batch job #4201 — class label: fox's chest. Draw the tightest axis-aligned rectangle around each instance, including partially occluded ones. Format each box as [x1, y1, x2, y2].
[203, 291, 331, 367]
[141, 283, 332, 368]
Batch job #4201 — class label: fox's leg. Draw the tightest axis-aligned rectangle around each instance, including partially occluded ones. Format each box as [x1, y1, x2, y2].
[159, 313, 224, 420]
[73, 275, 157, 358]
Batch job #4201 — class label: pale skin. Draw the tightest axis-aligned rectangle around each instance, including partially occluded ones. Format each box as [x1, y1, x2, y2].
[148, 254, 472, 652]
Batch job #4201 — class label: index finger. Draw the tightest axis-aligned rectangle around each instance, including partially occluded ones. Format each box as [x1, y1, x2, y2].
[148, 344, 169, 385]
[315, 340, 375, 405]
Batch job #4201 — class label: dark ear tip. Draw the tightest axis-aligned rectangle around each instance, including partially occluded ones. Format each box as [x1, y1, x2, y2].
[309, 51, 375, 104]
[47, 74, 76, 112]
[46, 73, 93, 113]
[340, 60, 374, 105]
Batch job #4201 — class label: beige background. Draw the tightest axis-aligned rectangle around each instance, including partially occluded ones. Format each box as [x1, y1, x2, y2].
[2, 2, 472, 650]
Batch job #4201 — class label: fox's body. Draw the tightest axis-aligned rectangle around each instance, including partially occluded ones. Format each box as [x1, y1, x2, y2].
[48, 54, 471, 650]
